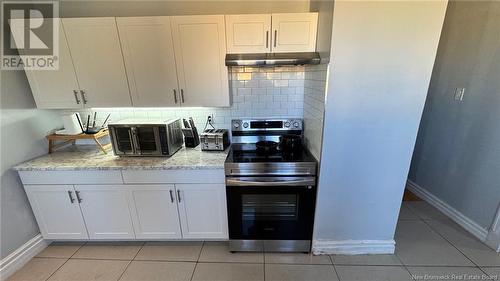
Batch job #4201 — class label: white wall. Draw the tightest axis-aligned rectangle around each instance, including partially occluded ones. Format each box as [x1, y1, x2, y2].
[0, 70, 62, 259]
[409, 1, 500, 246]
[313, 0, 447, 254]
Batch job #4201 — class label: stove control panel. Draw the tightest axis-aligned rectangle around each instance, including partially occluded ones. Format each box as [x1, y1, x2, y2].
[232, 119, 303, 131]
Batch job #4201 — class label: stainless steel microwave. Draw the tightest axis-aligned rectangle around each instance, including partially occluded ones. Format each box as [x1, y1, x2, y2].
[108, 119, 183, 156]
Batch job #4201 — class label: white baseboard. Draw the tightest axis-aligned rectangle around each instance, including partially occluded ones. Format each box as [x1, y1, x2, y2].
[0, 234, 50, 281]
[485, 231, 500, 253]
[406, 180, 489, 242]
[312, 239, 395, 255]
[485, 205, 500, 252]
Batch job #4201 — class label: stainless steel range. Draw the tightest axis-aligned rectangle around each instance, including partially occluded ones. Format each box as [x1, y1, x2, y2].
[225, 118, 318, 252]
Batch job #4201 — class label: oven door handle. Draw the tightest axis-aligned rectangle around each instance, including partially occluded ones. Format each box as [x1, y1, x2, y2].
[226, 177, 315, 187]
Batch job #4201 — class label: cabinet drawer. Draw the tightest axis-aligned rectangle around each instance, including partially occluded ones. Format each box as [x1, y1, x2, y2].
[19, 170, 123, 185]
[122, 169, 225, 184]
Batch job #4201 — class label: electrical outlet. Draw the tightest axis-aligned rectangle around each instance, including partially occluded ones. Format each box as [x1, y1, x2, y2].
[454, 88, 466, 101]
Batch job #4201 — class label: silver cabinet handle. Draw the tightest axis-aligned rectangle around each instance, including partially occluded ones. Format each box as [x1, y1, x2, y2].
[75, 190, 82, 203]
[266, 31, 269, 48]
[177, 190, 181, 203]
[169, 190, 174, 203]
[73, 90, 81, 104]
[180, 89, 185, 103]
[274, 30, 277, 48]
[173, 89, 178, 104]
[67, 190, 75, 203]
[80, 90, 88, 105]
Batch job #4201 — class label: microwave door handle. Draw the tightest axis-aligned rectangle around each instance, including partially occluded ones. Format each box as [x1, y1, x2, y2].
[127, 130, 136, 154]
[226, 177, 315, 187]
[131, 128, 141, 154]
[153, 126, 162, 155]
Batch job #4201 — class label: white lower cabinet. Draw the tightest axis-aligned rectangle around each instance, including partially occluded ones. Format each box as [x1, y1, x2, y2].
[75, 185, 136, 240]
[176, 184, 228, 239]
[22, 171, 228, 241]
[128, 185, 182, 239]
[24, 185, 88, 240]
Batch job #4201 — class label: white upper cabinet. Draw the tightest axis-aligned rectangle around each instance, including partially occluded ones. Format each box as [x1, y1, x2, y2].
[225, 13, 318, 54]
[9, 19, 82, 109]
[170, 15, 230, 107]
[117, 17, 180, 107]
[62, 17, 132, 107]
[271, 13, 318, 53]
[12, 13, 317, 109]
[225, 14, 271, 54]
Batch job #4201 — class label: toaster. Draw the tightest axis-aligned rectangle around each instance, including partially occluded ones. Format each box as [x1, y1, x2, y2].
[200, 129, 230, 151]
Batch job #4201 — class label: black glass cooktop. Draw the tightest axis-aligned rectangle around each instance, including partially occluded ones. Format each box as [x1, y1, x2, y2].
[226, 144, 317, 164]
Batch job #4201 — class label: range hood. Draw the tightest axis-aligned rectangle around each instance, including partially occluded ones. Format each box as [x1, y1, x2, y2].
[225, 52, 320, 66]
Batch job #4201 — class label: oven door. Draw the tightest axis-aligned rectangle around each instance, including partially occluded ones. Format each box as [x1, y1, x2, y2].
[226, 176, 316, 241]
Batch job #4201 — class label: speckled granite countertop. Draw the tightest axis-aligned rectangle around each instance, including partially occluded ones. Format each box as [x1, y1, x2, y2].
[14, 145, 229, 171]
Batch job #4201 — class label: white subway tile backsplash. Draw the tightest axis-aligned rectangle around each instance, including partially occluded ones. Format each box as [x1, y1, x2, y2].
[303, 64, 328, 160]
[289, 80, 305, 87]
[266, 88, 280, 95]
[252, 88, 266, 95]
[277, 87, 292, 95]
[67, 65, 312, 131]
[273, 80, 289, 87]
[274, 95, 287, 102]
[238, 88, 251, 95]
[233, 95, 244, 103]
[259, 80, 274, 88]
[244, 79, 259, 88]
[252, 72, 266, 80]
[244, 95, 258, 103]
[232, 80, 245, 88]
[266, 72, 281, 80]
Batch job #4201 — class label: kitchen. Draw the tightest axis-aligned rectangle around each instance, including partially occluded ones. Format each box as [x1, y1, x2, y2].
[10, 8, 324, 251]
[3, 1, 499, 281]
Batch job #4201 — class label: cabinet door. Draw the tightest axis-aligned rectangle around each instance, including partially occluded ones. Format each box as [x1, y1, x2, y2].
[117, 17, 180, 107]
[24, 185, 88, 240]
[171, 15, 230, 107]
[271, 13, 318, 53]
[62, 17, 132, 107]
[9, 19, 82, 109]
[225, 14, 271, 54]
[128, 185, 182, 239]
[176, 184, 228, 239]
[75, 185, 135, 239]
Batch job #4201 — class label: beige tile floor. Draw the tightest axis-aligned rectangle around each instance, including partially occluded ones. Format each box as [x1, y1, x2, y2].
[7, 201, 500, 281]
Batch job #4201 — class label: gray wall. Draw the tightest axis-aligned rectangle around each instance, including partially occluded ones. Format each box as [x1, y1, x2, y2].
[313, 0, 447, 244]
[409, 1, 500, 230]
[0, 70, 62, 259]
